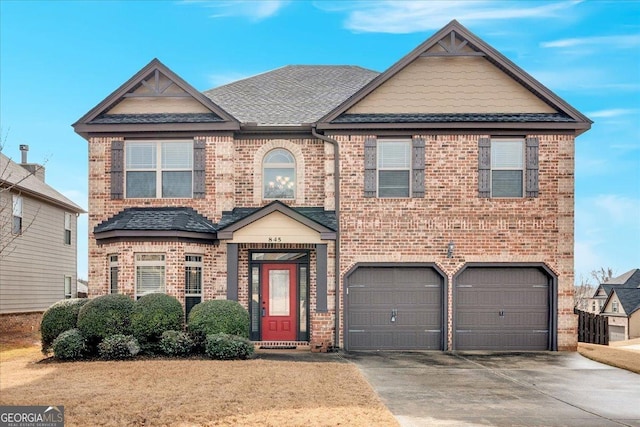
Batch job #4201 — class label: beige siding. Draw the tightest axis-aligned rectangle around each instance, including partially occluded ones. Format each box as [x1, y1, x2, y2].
[107, 97, 210, 114]
[630, 311, 640, 339]
[0, 191, 78, 313]
[347, 56, 556, 114]
[229, 211, 324, 244]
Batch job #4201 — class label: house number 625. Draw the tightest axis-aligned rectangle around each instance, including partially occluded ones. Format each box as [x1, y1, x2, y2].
[268, 237, 282, 243]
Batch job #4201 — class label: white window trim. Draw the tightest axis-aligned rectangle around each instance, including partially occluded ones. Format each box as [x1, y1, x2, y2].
[185, 254, 203, 298]
[124, 140, 193, 199]
[377, 139, 411, 198]
[490, 138, 525, 198]
[12, 195, 23, 235]
[109, 254, 119, 294]
[135, 253, 166, 298]
[64, 276, 72, 299]
[64, 212, 72, 245]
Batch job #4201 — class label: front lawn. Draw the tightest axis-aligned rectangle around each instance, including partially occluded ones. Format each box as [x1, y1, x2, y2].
[0, 346, 398, 426]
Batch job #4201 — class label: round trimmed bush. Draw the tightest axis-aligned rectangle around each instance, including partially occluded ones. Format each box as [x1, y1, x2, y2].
[159, 330, 195, 357]
[204, 333, 254, 360]
[77, 294, 135, 348]
[131, 293, 184, 353]
[187, 300, 250, 344]
[41, 298, 89, 354]
[98, 334, 140, 360]
[52, 329, 87, 360]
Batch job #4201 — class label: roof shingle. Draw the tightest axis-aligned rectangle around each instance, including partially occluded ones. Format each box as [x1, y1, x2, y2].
[94, 207, 216, 234]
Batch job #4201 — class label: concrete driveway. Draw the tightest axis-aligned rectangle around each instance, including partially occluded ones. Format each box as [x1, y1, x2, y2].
[345, 351, 640, 427]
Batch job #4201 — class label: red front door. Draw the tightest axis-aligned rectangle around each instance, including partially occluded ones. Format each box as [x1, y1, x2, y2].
[261, 264, 297, 341]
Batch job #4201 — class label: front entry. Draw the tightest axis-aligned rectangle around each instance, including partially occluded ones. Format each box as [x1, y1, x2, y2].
[261, 263, 297, 341]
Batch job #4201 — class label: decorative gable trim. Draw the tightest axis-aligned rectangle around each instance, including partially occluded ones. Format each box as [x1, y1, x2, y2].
[73, 58, 239, 138]
[318, 20, 592, 134]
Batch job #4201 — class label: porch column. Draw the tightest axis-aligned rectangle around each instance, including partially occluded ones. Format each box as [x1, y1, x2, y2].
[227, 243, 238, 301]
[316, 244, 327, 312]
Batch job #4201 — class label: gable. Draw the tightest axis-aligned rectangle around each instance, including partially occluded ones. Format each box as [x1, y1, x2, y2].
[106, 69, 212, 115]
[603, 293, 626, 315]
[73, 59, 239, 137]
[320, 20, 591, 134]
[346, 55, 557, 115]
[227, 211, 325, 244]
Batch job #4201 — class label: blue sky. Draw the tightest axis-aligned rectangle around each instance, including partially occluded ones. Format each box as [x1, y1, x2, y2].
[1, 0, 638, 284]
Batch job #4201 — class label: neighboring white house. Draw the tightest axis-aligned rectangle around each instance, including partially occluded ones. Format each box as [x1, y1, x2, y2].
[0, 147, 85, 330]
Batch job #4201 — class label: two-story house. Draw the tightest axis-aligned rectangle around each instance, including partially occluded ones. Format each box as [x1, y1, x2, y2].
[73, 21, 591, 351]
[589, 269, 640, 341]
[0, 146, 85, 332]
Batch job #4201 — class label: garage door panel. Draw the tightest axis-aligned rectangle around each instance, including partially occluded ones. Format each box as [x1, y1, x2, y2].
[609, 325, 625, 342]
[347, 267, 444, 350]
[454, 267, 550, 351]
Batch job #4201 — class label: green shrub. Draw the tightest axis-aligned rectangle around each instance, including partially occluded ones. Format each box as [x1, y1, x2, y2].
[98, 334, 140, 360]
[204, 333, 254, 360]
[77, 294, 135, 348]
[187, 300, 250, 344]
[41, 298, 89, 354]
[52, 329, 87, 360]
[131, 293, 184, 353]
[159, 330, 195, 357]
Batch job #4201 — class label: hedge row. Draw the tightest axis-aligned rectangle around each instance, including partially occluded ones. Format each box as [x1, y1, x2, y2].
[41, 295, 253, 360]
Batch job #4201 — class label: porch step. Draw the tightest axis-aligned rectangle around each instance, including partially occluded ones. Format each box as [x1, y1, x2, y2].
[255, 341, 310, 350]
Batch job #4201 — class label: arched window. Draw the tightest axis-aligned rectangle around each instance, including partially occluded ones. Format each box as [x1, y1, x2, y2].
[263, 149, 295, 199]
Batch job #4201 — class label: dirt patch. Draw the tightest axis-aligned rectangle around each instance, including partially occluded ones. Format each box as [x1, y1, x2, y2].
[577, 342, 640, 374]
[1, 346, 398, 426]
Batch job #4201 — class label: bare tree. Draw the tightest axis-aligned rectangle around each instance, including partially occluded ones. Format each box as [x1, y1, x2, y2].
[591, 267, 615, 284]
[574, 274, 594, 310]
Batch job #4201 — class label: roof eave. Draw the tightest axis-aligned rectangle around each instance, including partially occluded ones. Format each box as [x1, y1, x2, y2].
[95, 229, 216, 242]
[74, 121, 241, 139]
[1, 181, 86, 213]
[317, 121, 591, 135]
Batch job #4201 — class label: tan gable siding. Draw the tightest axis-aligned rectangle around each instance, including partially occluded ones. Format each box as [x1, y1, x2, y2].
[346, 56, 557, 114]
[106, 97, 211, 114]
[228, 211, 324, 244]
[0, 192, 78, 313]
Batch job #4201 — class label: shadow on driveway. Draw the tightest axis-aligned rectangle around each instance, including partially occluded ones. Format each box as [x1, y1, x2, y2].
[343, 351, 640, 427]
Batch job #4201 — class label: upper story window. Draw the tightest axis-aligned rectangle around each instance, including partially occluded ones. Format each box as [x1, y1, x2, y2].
[364, 136, 425, 199]
[12, 195, 22, 235]
[491, 139, 524, 198]
[612, 301, 618, 313]
[64, 212, 72, 245]
[125, 141, 193, 198]
[478, 137, 539, 198]
[378, 140, 411, 197]
[263, 149, 295, 199]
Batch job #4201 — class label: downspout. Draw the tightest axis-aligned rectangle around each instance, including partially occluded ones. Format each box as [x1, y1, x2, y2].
[311, 126, 341, 349]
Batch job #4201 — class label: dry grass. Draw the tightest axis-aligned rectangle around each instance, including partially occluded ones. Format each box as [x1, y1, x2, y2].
[577, 341, 640, 374]
[1, 341, 398, 427]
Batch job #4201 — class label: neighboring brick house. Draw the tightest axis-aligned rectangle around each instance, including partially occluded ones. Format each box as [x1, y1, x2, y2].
[73, 20, 591, 351]
[588, 269, 640, 341]
[0, 147, 85, 332]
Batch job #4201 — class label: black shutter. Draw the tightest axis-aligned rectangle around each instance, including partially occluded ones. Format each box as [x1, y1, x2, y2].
[412, 136, 426, 198]
[364, 136, 377, 197]
[526, 137, 539, 197]
[193, 137, 206, 199]
[110, 139, 124, 200]
[478, 137, 491, 198]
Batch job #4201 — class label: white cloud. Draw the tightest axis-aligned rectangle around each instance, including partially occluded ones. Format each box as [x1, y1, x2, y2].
[591, 194, 640, 225]
[314, 0, 579, 34]
[586, 108, 638, 118]
[541, 34, 640, 49]
[182, 0, 289, 21]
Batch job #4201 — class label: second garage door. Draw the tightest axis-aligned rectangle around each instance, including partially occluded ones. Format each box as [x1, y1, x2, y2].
[454, 267, 551, 351]
[346, 267, 443, 350]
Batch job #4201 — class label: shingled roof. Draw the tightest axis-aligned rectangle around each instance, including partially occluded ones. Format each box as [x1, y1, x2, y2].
[204, 65, 379, 125]
[0, 153, 84, 213]
[611, 288, 640, 315]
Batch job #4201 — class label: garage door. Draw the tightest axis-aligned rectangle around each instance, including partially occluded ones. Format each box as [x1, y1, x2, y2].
[454, 267, 550, 351]
[346, 267, 443, 350]
[609, 325, 625, 342]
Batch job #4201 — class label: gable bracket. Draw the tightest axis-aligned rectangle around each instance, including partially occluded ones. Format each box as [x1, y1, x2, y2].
[422, 30, 485, 57]
[126, 69, 188, 98]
